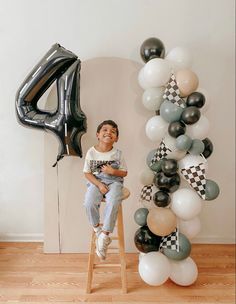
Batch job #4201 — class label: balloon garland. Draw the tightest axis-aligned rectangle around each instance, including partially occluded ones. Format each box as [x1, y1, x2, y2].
[134, 37, 220, 287]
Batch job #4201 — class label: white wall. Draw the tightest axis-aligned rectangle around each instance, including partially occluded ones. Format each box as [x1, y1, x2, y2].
[0, 0, 235, 244]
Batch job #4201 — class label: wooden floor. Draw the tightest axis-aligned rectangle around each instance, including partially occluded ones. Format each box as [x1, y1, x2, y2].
[0, 243, 235, 303]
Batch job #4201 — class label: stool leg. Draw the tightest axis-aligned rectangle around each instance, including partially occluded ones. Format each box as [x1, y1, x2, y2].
[86, 230, 96, 293]
[117, 205, 127, 293]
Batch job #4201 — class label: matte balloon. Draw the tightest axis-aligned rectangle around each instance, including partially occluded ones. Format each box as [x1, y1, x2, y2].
[160, 100, 185, 123]
[202, 138, 214, 158]
[146, 149, 157, 167]
[162, 134, 187, 160]
[188, 139, 205, 155]
[178, 154, 207, 172]
[145, 116, 168, 141]
[154, 172, 180, 193]
[153, 190, 171, 207]
[179, 216, 201, 240]
[181, 106, 201, 125]
[140, 37, 165, 62]
[140, 167, 154, 185]
[134, 225, 162, 253]
[205, 179, 220, 200]
[171, 188, 202, 220]
[149, 159, 164, 173]
[170, 257, 198, 286]
[138, 67, 151, 90]
[166, 47, 193, 71]
[186, 115, 210, 140]
[134, 208, 149, 226]
[175, 69, 199, 97]
[162, 233, 191, 260]
[147, 207, 177, 236]
[176, 134, 193, 151]
[168, 121, 186, 138]
[186, 92, 205, 108]
[139, 252, 171, 286]
[143, 58, 172, 88]
[142, 87, 165, 111]
[161, 158, 178, 176]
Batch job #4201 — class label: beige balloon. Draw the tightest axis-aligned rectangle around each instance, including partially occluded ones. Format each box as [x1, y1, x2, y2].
[176, 69, 199, 97]
[147, 207, 177, 236]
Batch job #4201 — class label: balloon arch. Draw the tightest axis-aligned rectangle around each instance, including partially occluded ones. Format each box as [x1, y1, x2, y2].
[134, 37, 220, 287]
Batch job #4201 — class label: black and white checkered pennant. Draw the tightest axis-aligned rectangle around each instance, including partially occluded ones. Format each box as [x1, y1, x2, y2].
[160, 228, 179, 252]
[163, 74, 185, 108]
[140, 184, 153, 201]
[181, 162, 206, 200]
[150, 140, 172, 166]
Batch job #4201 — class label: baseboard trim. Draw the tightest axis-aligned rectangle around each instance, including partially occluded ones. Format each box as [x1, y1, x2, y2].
[0, 233, 44, 242]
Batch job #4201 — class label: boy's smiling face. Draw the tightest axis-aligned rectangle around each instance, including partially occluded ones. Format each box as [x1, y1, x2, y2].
[96, 124, 118, 145]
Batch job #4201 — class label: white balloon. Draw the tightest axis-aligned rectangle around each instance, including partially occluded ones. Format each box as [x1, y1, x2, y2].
[178, 216, 201, 239]
[186, 115, 210, 140]
[170, 257, 198, 286]
[197, 87, 211, 113]
[178, 154, 208, 172]
[139, 252, 171, 286]
[142, 87, 165, 111]
[139, 252, 146, 261]
[171, 188, 202, 220]
[143, 58, 172, 88]
[139, 167, 154, 185]
[145, 116, 168, 142]
[138, 67, 150, 90]
[166, 47, 193, 72]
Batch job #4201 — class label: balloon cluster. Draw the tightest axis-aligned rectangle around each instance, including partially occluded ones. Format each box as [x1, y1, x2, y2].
[134, 37, 220, 287]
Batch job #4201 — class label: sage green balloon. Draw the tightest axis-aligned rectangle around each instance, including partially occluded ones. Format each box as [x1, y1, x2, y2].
[162, 233, 191, 260]
[134, 208, 149, 226]
[160, 100, 185, 123]
[176, 134, 193, 151]
[146, 149, 157, 167]
[205, 179, 220, 200]
[150, 159, 164, 172]
[189, 139, 205, 155]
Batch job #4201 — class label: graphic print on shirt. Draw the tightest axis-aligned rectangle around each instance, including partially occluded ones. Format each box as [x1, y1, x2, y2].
[90, 160, 120, 174]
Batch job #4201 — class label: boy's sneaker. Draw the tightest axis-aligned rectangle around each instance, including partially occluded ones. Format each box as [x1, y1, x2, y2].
[93, 225, 102, 237]
[96, 232, 112, 260]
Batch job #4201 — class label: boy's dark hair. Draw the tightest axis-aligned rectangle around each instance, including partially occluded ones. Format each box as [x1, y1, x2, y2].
[97, 120, 119, 137]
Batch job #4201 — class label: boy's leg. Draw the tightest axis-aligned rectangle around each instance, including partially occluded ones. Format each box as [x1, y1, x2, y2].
[84, 183, 103, 228]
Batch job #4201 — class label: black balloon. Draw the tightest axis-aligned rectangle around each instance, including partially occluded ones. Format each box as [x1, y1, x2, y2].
[181, 106, 201, 125]
[153, 190, 171, 207]
[161, 158, 178, 176]
[140, 37, 165, 63]
[202, 138, 214, 158]
[134, 225, 162, 253]
[15, 43, 87, 165]
[186, 92, 205, 108]
[154, 172, 180, 193]
[168, 121, 186, 138]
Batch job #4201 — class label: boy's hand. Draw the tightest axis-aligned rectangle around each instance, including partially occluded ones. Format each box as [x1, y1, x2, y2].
[98, 182, 109, 195]
[101, 164, 114, 175]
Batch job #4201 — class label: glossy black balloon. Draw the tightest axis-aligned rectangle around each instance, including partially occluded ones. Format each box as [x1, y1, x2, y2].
[15, 43, 87, 165]
[153, 190, 171, 207]
[168, 121, 186, 138]
[181, 106, 201, 125]
[134, 225, 162, 253]
[154, 172, 180, 193]
[186, 92, 205, 108]
[161, 158, 178, 176]
[140, 37, 165, 63]
[202, 138, 214, 158]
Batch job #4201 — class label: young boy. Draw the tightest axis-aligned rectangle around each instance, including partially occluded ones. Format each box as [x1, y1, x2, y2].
[83, 120, 128, 260]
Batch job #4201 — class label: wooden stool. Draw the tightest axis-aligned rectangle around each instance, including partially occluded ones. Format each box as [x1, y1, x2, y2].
[86, 187, 130, 293]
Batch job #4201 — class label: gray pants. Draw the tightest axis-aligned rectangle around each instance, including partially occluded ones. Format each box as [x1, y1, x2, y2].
[84, 182, 123, 233]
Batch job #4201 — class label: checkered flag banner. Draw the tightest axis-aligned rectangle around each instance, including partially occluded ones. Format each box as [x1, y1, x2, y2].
[163, 74, 185, 108]
[160, 228, 179, 252]
[181, 162, 206, 200]
[150, 140, 172, 166]
[140, 184, 154, 201]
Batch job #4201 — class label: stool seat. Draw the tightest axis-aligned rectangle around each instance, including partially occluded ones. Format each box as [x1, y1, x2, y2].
[86, 187, 130, 294]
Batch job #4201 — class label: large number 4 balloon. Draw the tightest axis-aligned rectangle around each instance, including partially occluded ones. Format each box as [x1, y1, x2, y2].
[15, 43, 87, 165]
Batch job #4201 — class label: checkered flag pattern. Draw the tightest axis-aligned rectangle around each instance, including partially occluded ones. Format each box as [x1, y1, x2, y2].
[160, 228, 179, 252]
[181, 162, 206, 200]
[163, 74, 185, 108]
[140, 184, 153, 201]
[150, 140, 172, 166]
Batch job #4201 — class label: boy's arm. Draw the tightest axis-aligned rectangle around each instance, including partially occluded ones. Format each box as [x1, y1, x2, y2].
[84, 172, 109, 194]
[101, 165, 127, 177]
